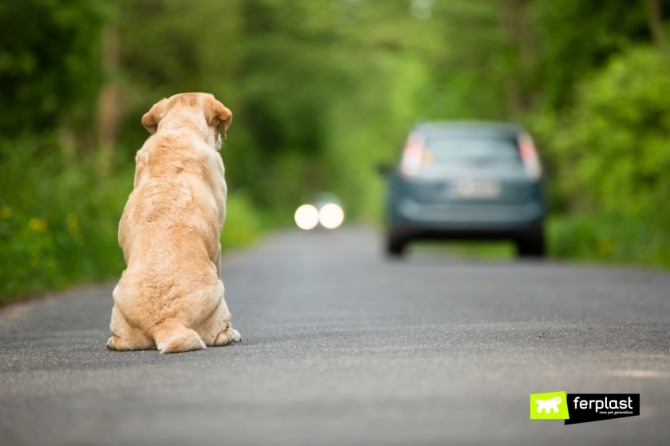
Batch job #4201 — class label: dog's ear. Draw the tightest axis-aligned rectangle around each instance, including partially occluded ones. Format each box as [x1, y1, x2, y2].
[205, 96, 233, 140]
[141, 98, 168, 134]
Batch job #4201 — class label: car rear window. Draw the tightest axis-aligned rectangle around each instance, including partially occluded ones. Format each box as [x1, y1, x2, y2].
[425, 137, 521, 165]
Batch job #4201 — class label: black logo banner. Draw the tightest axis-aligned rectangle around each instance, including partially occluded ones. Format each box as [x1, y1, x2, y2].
[565, 394, 640, 425]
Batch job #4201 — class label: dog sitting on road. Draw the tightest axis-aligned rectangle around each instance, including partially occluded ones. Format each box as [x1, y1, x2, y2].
[107, 92, 241, 354]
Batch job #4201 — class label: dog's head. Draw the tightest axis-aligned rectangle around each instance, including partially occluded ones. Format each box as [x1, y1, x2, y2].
[141, 93, 232, 150]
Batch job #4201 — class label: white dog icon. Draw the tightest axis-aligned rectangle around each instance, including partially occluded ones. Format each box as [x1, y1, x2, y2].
[535, 396, 562, 414]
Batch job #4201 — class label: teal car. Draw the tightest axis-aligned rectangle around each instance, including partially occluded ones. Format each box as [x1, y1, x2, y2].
[382, 122, 547, 258]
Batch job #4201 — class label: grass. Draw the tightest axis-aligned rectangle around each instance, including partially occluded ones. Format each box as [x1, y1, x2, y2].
[548, 214, 670, 268]
[411, 241, 516, 260]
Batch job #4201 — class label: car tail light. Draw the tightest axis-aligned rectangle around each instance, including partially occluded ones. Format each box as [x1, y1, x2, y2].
[400, 133, 429, 177]
[518, 134, 542, 180]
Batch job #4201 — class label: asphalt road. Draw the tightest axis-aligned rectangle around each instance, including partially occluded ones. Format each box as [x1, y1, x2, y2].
[1, 226, 669, 446]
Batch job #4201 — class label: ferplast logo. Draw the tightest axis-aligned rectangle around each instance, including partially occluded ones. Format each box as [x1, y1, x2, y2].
[565, 394, 640, 425]
[530, 391, 569, 420]
[530, 391, 640, 424]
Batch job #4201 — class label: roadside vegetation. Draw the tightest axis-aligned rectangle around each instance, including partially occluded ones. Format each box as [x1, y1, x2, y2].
[2, 0, 669, 303]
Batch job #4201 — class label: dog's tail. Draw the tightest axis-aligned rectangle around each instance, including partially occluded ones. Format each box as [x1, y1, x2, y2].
[152, 319, 206, 354]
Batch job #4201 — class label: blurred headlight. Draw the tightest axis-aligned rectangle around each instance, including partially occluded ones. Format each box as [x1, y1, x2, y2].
[318, 203, 345, 229]
[294, 204, 319, 230]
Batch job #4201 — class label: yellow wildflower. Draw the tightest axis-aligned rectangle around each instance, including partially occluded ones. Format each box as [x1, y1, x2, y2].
[29, 217, 48, 233]
[67, 214, 85, 245]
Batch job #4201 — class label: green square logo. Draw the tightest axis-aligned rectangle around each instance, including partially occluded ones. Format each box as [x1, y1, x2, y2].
[530, 391, 570, 420]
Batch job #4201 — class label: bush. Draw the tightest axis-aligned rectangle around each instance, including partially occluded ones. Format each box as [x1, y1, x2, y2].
[551, 46, 670, 218]
[0, 138, 131, 302]
[525, 46, 670, 269]
[0, 137, 268, 303]
[220, 192, 264, 250]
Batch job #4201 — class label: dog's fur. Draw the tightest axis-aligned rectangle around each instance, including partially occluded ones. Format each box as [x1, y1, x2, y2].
[107, 93, 240, 354]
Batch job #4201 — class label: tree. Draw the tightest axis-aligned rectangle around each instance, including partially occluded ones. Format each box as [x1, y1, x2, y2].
[0, 0, 106, 139]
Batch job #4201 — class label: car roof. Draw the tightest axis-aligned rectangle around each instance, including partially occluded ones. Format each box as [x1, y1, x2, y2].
[412, 121, 524, 139]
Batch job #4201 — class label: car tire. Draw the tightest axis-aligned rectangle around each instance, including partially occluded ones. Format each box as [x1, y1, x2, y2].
[386, 233, 408, 258]
[515, 226, 546, 258]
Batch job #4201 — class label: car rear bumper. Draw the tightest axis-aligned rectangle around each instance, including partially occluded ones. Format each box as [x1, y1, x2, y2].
[390, 198, 545, 239]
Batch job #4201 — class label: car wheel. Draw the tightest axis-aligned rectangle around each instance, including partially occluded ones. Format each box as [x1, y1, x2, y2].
[386, 233, 408, 258]
[516, 226, 546, 258]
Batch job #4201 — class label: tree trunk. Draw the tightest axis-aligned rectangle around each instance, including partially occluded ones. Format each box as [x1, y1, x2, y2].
[97, 24, 121, 174]
[645, 0, 666, 51]
[496, 0, 537, 116]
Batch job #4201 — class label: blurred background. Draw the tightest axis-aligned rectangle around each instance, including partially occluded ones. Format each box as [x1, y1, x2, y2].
[1, 0, 669, 301]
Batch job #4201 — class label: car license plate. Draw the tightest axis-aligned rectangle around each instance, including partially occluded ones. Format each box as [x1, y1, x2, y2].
[448, 179, 501, 199]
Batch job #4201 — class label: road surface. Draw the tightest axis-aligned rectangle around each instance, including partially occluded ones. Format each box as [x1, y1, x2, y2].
[1, 227, 669, 445]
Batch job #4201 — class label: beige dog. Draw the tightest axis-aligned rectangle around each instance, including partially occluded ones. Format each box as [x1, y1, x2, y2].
[107, 92, 241, 354]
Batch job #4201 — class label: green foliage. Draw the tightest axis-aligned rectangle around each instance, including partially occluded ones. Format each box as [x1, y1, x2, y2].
[221, 192, 264, 250]
[0, 138, 130, 302]
[528, 0, 651, 110]
[530, 45, 670, 269]
[541, 46, 670, 218]
[0, 0, 106, 136]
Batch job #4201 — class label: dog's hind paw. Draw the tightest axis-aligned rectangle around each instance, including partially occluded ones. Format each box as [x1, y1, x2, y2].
[214, 327, 241, 346]
[106, 336, 117, 350]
